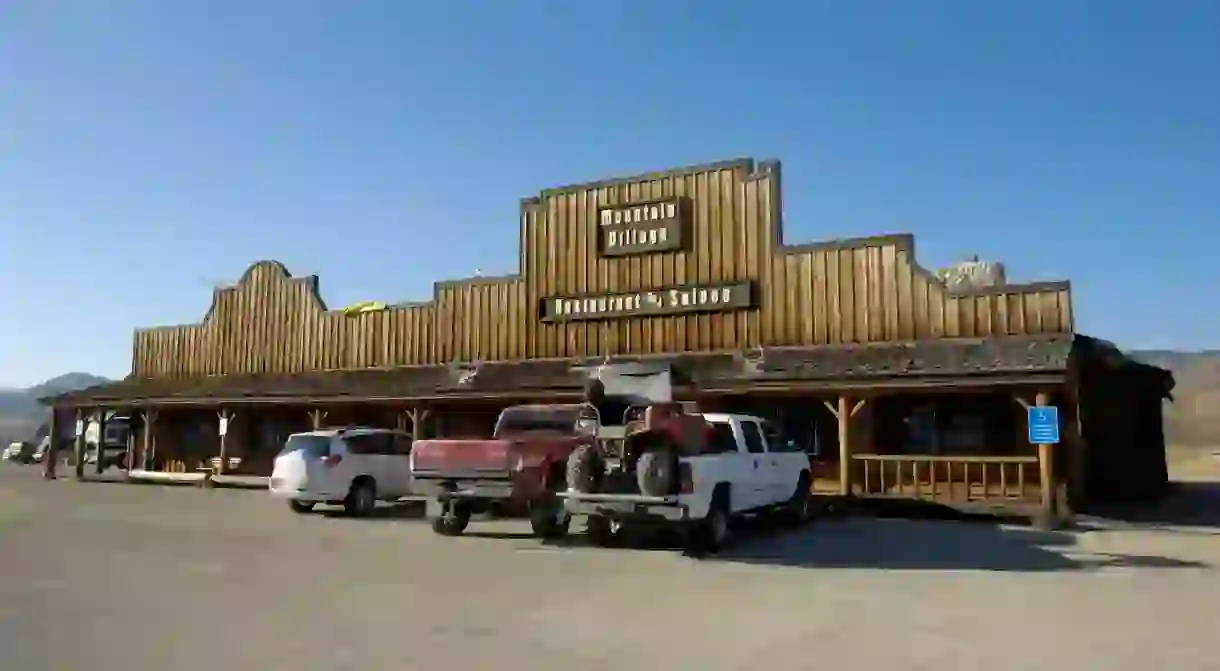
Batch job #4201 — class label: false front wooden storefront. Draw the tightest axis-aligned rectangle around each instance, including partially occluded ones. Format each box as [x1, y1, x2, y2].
[41, 158, 1172, 520]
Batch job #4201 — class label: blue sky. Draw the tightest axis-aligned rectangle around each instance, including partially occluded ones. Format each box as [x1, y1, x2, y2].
[1, 1, 1216, 387]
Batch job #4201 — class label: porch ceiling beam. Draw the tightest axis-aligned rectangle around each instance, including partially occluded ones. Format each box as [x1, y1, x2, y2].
[49, 371, 1070, 409]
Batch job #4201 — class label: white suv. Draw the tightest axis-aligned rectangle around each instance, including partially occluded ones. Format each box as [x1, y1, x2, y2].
[269, 427, 415, 516]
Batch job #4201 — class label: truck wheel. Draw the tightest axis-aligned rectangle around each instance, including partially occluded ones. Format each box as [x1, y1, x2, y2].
[684, 487, 731, 558]
[529, 499, 571, 539]
[585, 516, 617, 548]
[566, 444, 604, 494]
[636, 449, 678, 497]
[782, 472, 813, 525]
[431, 499, 472, 536]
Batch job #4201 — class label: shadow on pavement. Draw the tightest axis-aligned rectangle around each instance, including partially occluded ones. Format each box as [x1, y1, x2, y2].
[1085, 481, 1220, 530]
[712, 517, 1212, 572]
[318, 501, 428, 520]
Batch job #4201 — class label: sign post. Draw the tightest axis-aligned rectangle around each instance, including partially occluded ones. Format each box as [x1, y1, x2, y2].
[1027, 400, 1059, 528]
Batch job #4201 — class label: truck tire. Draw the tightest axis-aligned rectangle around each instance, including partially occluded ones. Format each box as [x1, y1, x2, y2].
[585, 515, 617, 548]
[566, 444, 604, 494]
[431, 499, 472, 536]
[529, 499, 571, 539]
[636, 449, 678, 497]
[782, 471, 813, 524]
[684, 486, 731, 558]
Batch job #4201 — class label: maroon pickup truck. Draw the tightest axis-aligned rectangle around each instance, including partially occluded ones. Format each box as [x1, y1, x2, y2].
[410, 404, 593, 538]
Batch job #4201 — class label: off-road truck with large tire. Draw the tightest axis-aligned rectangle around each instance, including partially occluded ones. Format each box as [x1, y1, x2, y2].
[561, 399, 813, 557]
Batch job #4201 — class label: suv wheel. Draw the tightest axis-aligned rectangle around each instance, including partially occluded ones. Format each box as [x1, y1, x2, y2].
[289, 500, 316, 514]
[344, 479, 377, 517]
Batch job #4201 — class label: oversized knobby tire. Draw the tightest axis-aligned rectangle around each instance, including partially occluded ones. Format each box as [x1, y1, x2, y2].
[566, 444, 604, 494]
[636, 449, 679, 497]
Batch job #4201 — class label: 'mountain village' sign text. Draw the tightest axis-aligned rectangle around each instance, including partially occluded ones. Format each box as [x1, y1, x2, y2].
[598, 198, 685, 256]
[540, 281, 754, 322]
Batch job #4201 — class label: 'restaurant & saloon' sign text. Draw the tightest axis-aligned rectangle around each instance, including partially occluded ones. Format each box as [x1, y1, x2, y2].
[598, 198, 685, 257]
[541, 281, 754, 322]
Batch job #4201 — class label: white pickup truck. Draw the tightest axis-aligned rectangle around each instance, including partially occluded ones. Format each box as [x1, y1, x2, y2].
[559, 412, 812, 557]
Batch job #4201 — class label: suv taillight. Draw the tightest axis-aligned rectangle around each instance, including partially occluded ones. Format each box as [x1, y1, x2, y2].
[322, 454, 343, 468]
[678, 462, 694, 494]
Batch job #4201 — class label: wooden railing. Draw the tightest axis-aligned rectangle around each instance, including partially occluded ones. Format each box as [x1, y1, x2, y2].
[850, 454, 1041, 506]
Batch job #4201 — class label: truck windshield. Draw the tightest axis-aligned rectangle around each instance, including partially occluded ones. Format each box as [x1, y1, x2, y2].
[278, 435, 330, 459]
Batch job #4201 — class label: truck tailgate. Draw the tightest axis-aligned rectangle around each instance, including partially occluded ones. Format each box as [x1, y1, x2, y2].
[411, 439, 515, 475]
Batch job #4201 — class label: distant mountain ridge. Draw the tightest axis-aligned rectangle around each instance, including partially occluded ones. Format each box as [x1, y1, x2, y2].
[0, 373, 111, 443]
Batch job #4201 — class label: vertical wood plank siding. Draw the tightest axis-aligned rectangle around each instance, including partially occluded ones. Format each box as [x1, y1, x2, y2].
[132, 160, 1073, 378]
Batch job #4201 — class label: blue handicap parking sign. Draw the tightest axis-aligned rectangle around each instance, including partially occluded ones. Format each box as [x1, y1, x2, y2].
[1027, 405, 1060, 445]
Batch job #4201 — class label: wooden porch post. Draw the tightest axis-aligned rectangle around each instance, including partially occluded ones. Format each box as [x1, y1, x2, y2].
[407, 406, 431, 440]
[309, 408, 328, 431]
[93, 410, 108, 476]
[824, 395, 866, 496]
[1033, 390, 1056, 526]
[396, 409, 410, 433]
[142, 409, 158, 471]
[124, 410, 137, 476]
[73, 409, 87, 480]
[42, 407, 60, 480]
[216, 409, 233, 475]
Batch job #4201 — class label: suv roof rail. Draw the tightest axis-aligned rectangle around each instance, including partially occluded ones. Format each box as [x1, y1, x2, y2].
[333, 425, 395, 434]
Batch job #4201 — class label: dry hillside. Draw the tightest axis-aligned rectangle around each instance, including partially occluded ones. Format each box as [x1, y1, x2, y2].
[1130, 350, 1220, 447]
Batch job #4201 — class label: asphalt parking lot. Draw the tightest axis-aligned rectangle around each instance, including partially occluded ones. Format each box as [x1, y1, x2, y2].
[2, 464, 1219, 671]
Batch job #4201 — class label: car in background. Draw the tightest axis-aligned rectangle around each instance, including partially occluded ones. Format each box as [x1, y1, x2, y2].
[268, 427, 415, 516]
[3, 441, 35, 464]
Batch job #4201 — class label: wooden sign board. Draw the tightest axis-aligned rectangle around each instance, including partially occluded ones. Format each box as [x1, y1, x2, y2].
[541, 281, 754, 322]
[598, 198, 685, 256]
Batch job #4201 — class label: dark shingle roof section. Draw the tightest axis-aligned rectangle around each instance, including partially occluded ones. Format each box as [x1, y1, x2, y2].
[43, 334, 1074, 407]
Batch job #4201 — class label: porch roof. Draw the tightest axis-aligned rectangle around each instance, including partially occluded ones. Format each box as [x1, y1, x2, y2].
[42, 334, 1074, 407]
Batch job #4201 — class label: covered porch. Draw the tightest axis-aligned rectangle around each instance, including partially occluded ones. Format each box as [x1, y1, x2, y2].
[38, 334, 1170, 527]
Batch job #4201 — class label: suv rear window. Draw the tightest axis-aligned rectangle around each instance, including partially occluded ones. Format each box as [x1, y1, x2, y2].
[279, 435, 330, 458]
[343, 432, 396, 455]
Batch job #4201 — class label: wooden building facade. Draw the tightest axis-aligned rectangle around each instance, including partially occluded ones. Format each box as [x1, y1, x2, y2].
[43, 158, 1173, 524]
